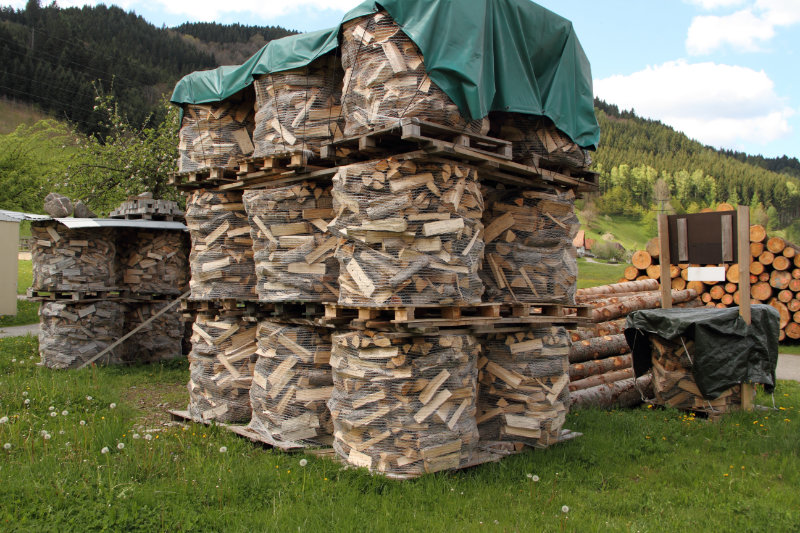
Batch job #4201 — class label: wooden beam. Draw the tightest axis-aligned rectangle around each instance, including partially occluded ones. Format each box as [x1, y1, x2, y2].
[657, 213, 672, 309]
[737, 205, 754, 411]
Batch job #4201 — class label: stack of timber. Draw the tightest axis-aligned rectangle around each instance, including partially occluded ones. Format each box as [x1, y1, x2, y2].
[567, 279, 701, 408]
[248, 321, 334, 447]
[340, 10, 488, 137]
[109, 195, 184, 221]
[118, 229, 189, 295]
[649, 334, 753, 415]
[328, 330, 480, 478]
[252, 54, 344, 158]
[38, 301, 124, 369]
[187, 311, 258, 423]
[480, 183, 579, 304]
[476, 326, 571, 447]
[122, 301, 183, 363]
[624, 218, 800, 342]
[30, 223, 117, 292]
[185, 189, 256, 301]
[489, 113, 592, 169]
[328, 155, 485, 306]
[243, 183, 340, 302]
[178, 91, 256, 172]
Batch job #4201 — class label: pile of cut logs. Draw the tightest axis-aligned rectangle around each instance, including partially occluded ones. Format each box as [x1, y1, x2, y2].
[39, 301, 124, 369]
[489, 113, 592, 169]
[118, 230, 189, 295]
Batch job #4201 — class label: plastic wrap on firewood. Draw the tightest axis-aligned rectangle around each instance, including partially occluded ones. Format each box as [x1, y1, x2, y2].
[117, 229, 189, 295]
[248, 321, 334, 447]
[480, 184, 578, 304]
[243, 183, 340, 302]
[30, 223, 117, 292]
[185, 189, 256, 300]
[476, 327, 570, 448]
[328, 331, 480, 477]
[253, 55, 344, 158]
[39, 301, 124, 369]
[187, 313, 258, 423]
[122, 301, 183, 364]
[340, 11, 488, 137]
[178, 91, 256, 172]
[489, 112, 591, 169]
[329, 156, 485, 306]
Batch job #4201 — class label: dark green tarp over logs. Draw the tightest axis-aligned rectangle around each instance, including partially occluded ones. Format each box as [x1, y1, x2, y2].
[624, 306, 780, 399]
[170, 0, 600, 149]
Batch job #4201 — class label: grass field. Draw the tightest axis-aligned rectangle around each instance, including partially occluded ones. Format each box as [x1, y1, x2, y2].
[0, 99, 50, 135]
[577, 258, 627, 289]
[577, 214, 654, 253]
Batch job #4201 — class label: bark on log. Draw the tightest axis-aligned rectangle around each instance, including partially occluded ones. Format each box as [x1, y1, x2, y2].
[591, 289, 698, 322]
[575, 279, 659, 299]
[569, 333, 630, 363]
[569, 368, 634, 392]
[569, 375, 652, 409]
[569, 354, 632, 381]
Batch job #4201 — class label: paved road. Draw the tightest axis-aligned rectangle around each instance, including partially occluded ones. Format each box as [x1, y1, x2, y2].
[0, 324, 39, 338]
[777, 354, 800, 383]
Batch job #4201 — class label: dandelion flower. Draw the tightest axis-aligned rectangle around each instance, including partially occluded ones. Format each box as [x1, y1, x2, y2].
[40, 430, 48, 436]
[526, 473, 533, 479]
[219, 446, 227, 453]
[532, 475, 540, 482]
[80, 420, 86, 426]
[22, 391, 28, 397]
[132, 433, 140, 439]
[24, 399, 30, 405]
[117, 443, 125, 450]
[50, 412, 57, 418]
[109, 403, 116, 409]
[62, 410, 68, 416]
[0, 416, 8, 424]
[48, 406, 55, 411]
[11, 359, 15, 363]
[43, 433, 51, 440]
[299, 458, 308, 467]
[86, 396, 92, 401]
[3, 443, 10, 450]
[101, 447, 109, 454]
[562, 505, 569, 513]
[144, 434, 152, 441]
[59, 430, 65, 435]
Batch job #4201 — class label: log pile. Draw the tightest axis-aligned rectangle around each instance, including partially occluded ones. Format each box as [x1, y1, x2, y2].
[122, 301, 183, 364]
[187, 312, 258, 423]
[329, 156, 485, 306]
[185, 189, 256, 300]
[481, 184, 579, 304]
[30, 223, 117, 292]
[624, 222, 800, 342]
[328, 331, 480, 478]
[117, 229, 189, 295]
[243, 183, 340, 302]
[178, 92, 256, 172]
[489, 113, 591, 169]
[38, 301, 124, 369]
[248, 321, 334, 447]
[476, 327, 570, 448]
[340, 11, 488, 137]
[252, 55, 344, 158]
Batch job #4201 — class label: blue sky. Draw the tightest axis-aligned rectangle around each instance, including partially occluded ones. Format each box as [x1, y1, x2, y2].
[7, 0, 799, 158]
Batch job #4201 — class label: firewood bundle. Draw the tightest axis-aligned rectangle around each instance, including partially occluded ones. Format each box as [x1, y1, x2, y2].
[328, 331, 480, 477]
[489, 112, 592, 169]
[122, 301, 183, 364]
[252, 55, 344, 158]
[109, 195, 184, 220]
[178, 93, 256, 172]
[30, 223, 117, 292]
[248, 321, 334, 447]
[117, 230, 189, 295]
[38, 301, 124, 369]
[187, 312, 258, 422]
[476, 327, 570, 448]
[340, 11, 488, 137]
[649, 335, 752, 413]
[185, 189, 256, 300]
[480, 184, 579, 304]
[242, 183, 340, 302]
[329, 156, 485, 306]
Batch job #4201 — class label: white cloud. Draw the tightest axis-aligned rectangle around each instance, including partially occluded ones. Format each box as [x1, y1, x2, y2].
[756, 0, 800, 25]
[594, 60, 794, 149]
[685, 0, 747, 9]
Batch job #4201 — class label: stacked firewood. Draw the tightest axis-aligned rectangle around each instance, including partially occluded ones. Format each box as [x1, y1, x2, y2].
[109, 195, 184, 221]
[178, 92, 256, 172]
[481, 184, 579, 304]
[187, 312, 258, 423]
[38, 301, 124, 369]
[252, 55, 344, 158]
[329, 156, 485, 306]
[489, 113, 592, 169]
[30, 223, 117, 292]
[340, 10, 488, 137]
[476, 327, 570, 448]
[248, 321, 334, 447]
[625, 221, 800, 341]
[117, 230, 189, 295]
[243, 183, 340, 302]
[185, 189, 256, 300]
[123, 301, 184, 364]
[328, 331, 480, 478]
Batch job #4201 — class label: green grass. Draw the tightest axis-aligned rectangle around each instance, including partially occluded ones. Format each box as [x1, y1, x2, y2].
[780, 344, 800, 355]
[577, 257, 627, 289]
[0, 336, 798, 531]
[17, 260, 32, 295]
[0, 99, 50, 135]
[578, 214, 654, 252]
[0, 259, 38, 328]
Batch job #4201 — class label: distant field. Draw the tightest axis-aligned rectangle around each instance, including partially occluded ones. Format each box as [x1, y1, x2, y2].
[0, 99, 50, 134]
[577, 258, 626, 289]
[577, 214, 654, 252]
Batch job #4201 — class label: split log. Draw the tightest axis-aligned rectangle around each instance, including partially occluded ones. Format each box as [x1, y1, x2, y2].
[569, 334, 630, 363]
[39, 301, 124, 369]
[569, 355, 632, 381]
[117, 229, 189, 295]
[489, 112, 591, 169]
[591, 289, 698, 322]
[569, 375, 653, 409]
[122, 301, 183, 363]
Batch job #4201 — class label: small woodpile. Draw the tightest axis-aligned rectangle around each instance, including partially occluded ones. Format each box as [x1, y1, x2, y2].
[328, 331, 480, 478]
[340, 11, 488, 137]
[30, 223, 117, 292]
[476, 326, 570, 448]
[624, 221, 800, 341]
[187, 311, 258, 423]
[329, 156, 485, 306]
[252, 55, 344, 158]
[185, 189, 256, 300]
[489, 113, 592, 169]
[118, 229, 189, 295]
[123, 301, 184, 364]
[480, 184, 579, 304]
[242, 183, 339, 302]
[39, 301, 124, 369]
[178, 91, 256, 172]
[248, 321, 334, 447]
[649, 335, 753, 414]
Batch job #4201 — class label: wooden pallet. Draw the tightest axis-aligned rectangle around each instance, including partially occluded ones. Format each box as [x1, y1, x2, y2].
[108, 212, 180, 221]
[27, 288, 124, 301]
[168, 166, 239, 189]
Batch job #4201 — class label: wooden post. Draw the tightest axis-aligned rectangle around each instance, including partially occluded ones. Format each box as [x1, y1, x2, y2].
[737, 205, 754, 411]
[657, 213, 672, 309]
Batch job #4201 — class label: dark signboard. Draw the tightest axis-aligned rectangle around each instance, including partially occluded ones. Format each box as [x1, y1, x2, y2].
[667, 211, 738, 264]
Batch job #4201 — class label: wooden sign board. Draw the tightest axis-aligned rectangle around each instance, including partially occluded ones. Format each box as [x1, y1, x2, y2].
[667, 211, 738, 264]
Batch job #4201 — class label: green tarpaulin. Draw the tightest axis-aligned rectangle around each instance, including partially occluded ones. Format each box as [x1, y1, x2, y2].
[170, 0, 600, 148]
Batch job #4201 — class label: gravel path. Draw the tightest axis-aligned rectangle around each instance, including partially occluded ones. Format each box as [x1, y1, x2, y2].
[0, 324, 39, 338]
